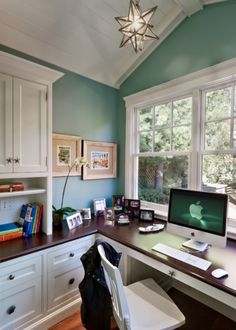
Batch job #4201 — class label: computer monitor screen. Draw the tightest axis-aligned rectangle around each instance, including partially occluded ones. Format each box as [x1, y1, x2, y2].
[167, 189, 228, 251]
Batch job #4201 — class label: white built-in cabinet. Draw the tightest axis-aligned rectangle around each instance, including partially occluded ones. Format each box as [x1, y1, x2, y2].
[0, 235, 95, 330]
[0, 74, 47, 173]
[0, 51, 63, 235]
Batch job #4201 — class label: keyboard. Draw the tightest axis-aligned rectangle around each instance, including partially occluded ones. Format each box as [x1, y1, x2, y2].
[152, 243, 212, 271]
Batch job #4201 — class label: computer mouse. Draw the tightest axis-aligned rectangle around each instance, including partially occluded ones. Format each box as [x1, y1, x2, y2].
[211, 268, 228, 279]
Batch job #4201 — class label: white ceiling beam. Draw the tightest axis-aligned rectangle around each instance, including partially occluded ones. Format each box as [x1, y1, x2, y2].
[174, 0, 203, 17]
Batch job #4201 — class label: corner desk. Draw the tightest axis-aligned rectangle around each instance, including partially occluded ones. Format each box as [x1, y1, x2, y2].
[0, 217, 235, 329]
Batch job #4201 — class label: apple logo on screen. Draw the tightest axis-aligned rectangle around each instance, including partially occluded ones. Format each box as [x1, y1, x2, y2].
[189, 201, 203, 220]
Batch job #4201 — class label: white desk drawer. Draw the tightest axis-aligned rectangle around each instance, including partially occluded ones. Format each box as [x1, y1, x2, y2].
[47, 265, 83, 310]
[0, 278, 42, 330]
[0, 255, 42, 291]
[47, 236, 93, 273]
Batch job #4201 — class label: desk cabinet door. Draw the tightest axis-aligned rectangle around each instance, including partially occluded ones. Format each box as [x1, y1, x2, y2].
[13, 78, 47, 173]
[0, 278, 42, 330]
[0, 73, 12, 173]
[47, 266, 84, 310]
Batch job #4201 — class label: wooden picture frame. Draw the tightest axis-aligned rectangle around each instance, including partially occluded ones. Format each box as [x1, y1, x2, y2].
[53, 133, 81, 176]
[104, 207, 115, 220]
[82, 140, 117, 180]
[124, 199, 140, 218]
[112, 195, 125, 212]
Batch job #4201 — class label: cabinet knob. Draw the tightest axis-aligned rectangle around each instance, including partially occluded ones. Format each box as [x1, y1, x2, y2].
[69, 252, 75, 257]
[8, 274, 15, 280]
[168, 270, 176, 277]
[7, 305, 16, 315]
[69, 278, 75, 285]
[14, 158, 20, 164]
[6, 157, 12, 164]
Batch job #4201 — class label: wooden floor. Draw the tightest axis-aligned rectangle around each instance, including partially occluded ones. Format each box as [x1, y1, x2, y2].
[49, 288, 235, 330]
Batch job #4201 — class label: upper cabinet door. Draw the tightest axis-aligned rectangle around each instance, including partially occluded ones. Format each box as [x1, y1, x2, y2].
[0, 73, 13, 173]
[13, 78, 47, 173]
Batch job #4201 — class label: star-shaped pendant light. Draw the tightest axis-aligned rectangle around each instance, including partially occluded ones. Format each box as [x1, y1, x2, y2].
[115, 0, 159, 53]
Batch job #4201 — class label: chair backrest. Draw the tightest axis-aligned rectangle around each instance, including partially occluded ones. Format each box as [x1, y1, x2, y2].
[97, 244, 131, 330]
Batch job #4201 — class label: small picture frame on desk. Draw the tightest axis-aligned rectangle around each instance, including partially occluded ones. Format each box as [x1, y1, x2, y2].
[139, 209, 154, 222]
[124, 199, 140, 218]
[93, 198, 106, 216]
[104, 207, 115, 220]
[80, 208, 91, 220]
[66, 212, 83, 230]
[112, 195, 125, 213]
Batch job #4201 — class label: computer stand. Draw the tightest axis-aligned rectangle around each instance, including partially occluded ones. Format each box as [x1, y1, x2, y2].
[182, 239, 208, 252]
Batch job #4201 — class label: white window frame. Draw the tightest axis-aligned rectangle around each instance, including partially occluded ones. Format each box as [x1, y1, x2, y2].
[124, 58, 236, 239]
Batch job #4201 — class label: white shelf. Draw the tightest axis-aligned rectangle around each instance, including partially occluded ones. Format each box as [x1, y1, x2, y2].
[0, 188, 46, 198]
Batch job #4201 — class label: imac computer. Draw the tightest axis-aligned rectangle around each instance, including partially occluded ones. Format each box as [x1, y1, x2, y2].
[167, 188, 228, 251]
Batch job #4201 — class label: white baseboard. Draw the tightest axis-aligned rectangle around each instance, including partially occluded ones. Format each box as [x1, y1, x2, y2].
[23, 298, 82, 330]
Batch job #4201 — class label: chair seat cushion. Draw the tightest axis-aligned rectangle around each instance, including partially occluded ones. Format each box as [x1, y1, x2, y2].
[124, 278, 185, 330]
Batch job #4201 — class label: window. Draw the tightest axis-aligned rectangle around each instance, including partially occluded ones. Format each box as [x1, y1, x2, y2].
[124, 59, 236, 237]
[201, 85, 236, 226]
[137, 97, 192, 208]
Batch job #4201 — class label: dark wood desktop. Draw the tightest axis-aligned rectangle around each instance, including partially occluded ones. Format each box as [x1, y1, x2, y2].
[1, 217, 235, 300]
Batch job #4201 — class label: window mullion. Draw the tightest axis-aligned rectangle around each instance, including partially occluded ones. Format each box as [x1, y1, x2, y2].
[190, 89, 201, 190]
[230, 84, 235, 149]
[170, 101, 173, 150]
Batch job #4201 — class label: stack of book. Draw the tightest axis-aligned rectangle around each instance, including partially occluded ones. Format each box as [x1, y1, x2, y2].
[0, 182, 24, 193]
[18, 203, 43, 237]
[0, 222, 23, 241]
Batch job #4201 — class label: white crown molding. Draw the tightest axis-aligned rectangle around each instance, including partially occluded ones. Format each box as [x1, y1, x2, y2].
[0, 51, 63, 84]
[124, 56, 236, 108]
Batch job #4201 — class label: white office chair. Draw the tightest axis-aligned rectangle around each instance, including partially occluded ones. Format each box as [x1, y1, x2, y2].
[98, 244, 185, 330]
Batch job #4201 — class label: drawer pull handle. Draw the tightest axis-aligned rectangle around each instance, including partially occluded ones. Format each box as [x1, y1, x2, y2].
[69, 253, 75, 257]
[69, 278, 75, 285]
[7, 305, 16, 315]
[8, 274, 15, 280]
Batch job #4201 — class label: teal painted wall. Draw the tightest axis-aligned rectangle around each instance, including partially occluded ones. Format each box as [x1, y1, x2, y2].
[53, 72, 118, 210]
[0, 46, 119, 210]
[117, 0, 236, 194]
[2, 0, 236, 203]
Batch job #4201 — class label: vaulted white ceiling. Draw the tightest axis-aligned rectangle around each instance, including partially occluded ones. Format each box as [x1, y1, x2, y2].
[0, 0, 226, 88]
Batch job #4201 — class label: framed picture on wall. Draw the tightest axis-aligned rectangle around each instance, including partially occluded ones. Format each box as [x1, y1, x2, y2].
[82, 140, 117, 180]
[53, 133, 82, 176]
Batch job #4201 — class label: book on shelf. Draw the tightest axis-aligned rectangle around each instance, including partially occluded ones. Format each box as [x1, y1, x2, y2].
[0, 182, 24, 193]
[18, 203, 43, 237]
[0, 222, 23, 235]
[0, 231, 23, 242]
